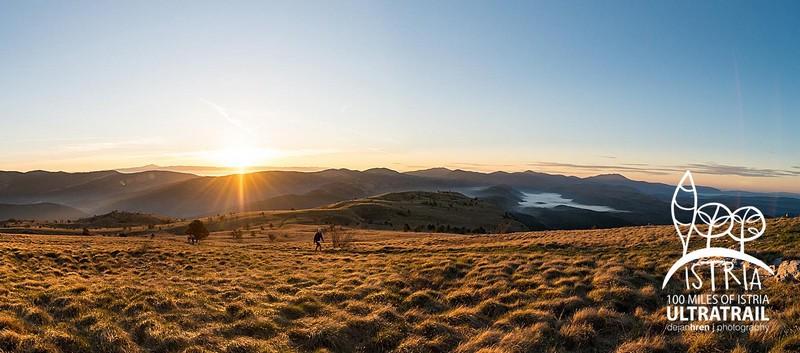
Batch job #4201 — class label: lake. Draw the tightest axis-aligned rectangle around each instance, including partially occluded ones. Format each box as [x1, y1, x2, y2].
[520, 192, 624, 212]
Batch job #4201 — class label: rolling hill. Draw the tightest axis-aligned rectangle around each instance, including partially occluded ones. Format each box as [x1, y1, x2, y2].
[2, 167, 799, 229]
[0, 170, 197, 212]
[68, 211, 174, 229]
[170, 191, 530, 235]
[302, 191, 528, 233]
[0, 202, 86, 221]
[243, 182, 367, 211]
[100, 169, 457, 217]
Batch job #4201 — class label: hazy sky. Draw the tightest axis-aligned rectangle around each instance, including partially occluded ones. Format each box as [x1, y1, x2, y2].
[1, 1, 799, 192]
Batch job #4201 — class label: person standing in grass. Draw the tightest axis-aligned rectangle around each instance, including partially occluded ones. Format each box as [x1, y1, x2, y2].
[314, 228, 324, 251]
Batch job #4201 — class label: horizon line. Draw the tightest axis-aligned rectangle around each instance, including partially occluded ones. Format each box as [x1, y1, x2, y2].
[3, 164, 800, 196]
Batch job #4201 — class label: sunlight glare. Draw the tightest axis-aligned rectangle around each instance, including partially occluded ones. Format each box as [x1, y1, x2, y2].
[209, 144, 279, 172]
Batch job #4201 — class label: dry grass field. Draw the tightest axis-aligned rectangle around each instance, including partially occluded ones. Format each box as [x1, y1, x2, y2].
[1, 218, 800, 353]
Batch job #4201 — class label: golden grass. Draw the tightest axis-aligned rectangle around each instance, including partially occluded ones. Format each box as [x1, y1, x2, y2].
[0, 218, 799, 352]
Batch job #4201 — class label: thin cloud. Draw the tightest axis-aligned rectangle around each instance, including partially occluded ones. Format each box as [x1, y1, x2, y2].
[678, 163, 800, 178]
[452, 162, 523, 169]
[201, 100, 253, 136]
[527, 161, 675, 175]
[58, 137, 164, 153]
[528, 161, 800, 178]
[391, 163, 434, 169]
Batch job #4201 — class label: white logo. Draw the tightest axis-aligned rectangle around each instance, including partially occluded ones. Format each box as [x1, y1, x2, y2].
[662, 171, 773, 289]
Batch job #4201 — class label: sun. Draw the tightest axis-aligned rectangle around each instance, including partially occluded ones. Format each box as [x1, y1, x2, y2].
[223, 148, 257, 168]
[205, 131, 283, 173]
[210, 145, 271, 172]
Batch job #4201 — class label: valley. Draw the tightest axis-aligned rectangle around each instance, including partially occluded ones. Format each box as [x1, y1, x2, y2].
[2, 168, 798, 232]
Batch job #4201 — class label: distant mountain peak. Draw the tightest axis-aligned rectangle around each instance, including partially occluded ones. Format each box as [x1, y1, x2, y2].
[116, 164, 162, 173]
[363, 167, 400, 175]
[404, 168, 455, 178]
[588, 173, 631, 181]
[414, 167, 452, 173]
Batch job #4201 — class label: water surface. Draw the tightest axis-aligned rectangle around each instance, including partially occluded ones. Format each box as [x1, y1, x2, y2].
[520, 192, 624, 212]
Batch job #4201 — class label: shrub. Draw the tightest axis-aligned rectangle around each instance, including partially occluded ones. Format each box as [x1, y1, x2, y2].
[185, 220, 209, 244]
[329, 226, 355, 249]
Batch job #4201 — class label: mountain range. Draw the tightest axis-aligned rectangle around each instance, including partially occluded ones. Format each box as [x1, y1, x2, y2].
[1, 167, 798, 230]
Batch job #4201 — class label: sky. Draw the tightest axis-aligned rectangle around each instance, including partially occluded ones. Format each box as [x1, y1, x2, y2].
[1, 1, 799, 192]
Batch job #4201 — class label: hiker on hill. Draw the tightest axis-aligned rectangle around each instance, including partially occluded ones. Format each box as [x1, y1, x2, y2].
[314, 228, 324, 251]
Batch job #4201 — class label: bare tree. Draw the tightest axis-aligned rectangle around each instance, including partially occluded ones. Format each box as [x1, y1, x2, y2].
[328, 225, 355, 249]
[231, 229, 243, 241]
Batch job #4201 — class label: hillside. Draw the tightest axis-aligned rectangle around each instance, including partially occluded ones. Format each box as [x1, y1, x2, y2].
[474, 184, 525, 209]
[0, 202, 86, 221]
[96, 168, 671, 220]
[317, 191, 528, 233]
[1, 217, 798, 352]
[243, 182, 366, 211]
[522, 205, 632, 230]
[101, 169, 456, 218]
[2, 167, 799, 229]
[186, 191, 530, 235]
[69, 211, 174, 229]
[0, 170, 197, 212]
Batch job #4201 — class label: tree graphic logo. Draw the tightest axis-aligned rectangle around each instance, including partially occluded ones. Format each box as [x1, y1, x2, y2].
[662, 171, 773, 289]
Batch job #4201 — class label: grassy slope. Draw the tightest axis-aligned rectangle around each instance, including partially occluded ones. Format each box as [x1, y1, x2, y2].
[0, 203, 87, 221]
[174, 191, 529, 235]
[318, 191, 528, 232]
[0, 191, 528, 237]
[0, 218, 799, 352]
[67, 211, 174, 229]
